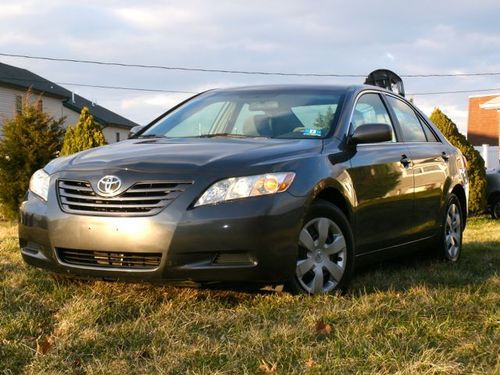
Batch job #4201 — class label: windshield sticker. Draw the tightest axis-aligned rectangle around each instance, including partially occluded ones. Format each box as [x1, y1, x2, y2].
[303, 128, 322, 137]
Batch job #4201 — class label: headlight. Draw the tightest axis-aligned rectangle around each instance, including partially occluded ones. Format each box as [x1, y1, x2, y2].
[194, 172, 295, 207]
[29, 169, 50, 201]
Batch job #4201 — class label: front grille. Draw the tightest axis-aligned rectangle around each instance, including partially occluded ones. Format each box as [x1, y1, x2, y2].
[57, 248, 162, 270]
[57, 179, 191, 216]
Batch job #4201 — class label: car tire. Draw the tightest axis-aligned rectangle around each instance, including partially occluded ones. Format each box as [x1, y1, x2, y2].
[286, 199, 354, 295]
[490, 196, 500, 220]
[438, 194, 464, 262]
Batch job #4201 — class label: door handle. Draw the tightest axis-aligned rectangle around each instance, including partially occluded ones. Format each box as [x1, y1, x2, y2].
[441, 152, 449, 161]
[400, 155, 412, 168]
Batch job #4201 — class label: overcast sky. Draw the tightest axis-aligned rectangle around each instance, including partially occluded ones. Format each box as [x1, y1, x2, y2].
[1, 0, 499, 133]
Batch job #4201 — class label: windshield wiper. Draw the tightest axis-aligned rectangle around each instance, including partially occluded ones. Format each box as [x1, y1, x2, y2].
[197, 133, 266, 138]
[137, 134, 166, 139]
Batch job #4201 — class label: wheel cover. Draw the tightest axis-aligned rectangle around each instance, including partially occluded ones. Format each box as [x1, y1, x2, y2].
[445, 203, 462, 260]
[296, 217, 347, 294]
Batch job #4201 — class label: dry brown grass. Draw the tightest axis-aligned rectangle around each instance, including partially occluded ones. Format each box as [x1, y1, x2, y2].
[0, 217, 499, 374]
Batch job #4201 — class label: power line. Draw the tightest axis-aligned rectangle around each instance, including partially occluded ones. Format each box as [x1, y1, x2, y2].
[0, 75, 196, 94]
[2, 52, 500, 78]
[4, 75, 500, 97]
[57, 82, 195, 94]
[1, 74, 499, 97]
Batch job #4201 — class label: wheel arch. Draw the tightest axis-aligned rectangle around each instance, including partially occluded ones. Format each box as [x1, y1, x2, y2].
[451, 184, 467, 229]
[313, 185, 353, 225]
[488, 191, 500, 205]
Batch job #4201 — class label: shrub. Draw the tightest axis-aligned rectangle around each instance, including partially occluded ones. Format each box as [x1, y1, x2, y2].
[430, 108, 487, 213]
[60, 107, 106, 156]
[0, 93, 65, 220]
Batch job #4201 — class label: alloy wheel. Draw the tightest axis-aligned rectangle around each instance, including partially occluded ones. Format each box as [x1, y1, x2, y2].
[445, 203, 462, 260]
[296, 217, 347, 294]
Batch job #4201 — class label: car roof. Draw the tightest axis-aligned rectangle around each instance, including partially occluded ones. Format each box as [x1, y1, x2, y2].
[211, 84, 357, 93]
[209, 83, 403, 97]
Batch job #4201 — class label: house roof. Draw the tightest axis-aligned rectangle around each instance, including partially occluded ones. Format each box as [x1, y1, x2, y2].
[0, 62, 137, 128]
[480, 96, 500, 110]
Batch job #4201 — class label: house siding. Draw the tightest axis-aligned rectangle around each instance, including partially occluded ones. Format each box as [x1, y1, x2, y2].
[0, 85, 125, 143]
[102, 126, 130, 144]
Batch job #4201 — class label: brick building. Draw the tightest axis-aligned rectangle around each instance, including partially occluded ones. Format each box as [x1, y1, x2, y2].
[467, 94, 500, 170]
[468, 94, 500, 146]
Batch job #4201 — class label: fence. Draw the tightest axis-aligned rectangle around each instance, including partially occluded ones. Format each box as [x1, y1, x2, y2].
[474, 145, 500, 172]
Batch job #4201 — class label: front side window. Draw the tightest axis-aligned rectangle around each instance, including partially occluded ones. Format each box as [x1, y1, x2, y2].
[351, 93, 396, 142]
[386, 96, 426, 142]
[141, 90, 344, 139]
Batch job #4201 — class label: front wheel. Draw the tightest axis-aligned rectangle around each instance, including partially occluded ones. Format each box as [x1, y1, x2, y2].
[439, 194, 464, 262]
[286, 200, 354, 295]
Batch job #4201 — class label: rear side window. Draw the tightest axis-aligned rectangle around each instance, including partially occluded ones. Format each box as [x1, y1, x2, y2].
[351, 93, 396, 142]
[386, 96, 426, 142]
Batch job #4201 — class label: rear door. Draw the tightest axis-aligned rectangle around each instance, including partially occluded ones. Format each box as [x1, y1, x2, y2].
[347, 92, 415, 253]
[385, 95, 448, 238]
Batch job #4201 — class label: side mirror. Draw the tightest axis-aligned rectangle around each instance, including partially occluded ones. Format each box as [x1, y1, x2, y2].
[349, 123, 392, 145]
[128, 125, 144, 139]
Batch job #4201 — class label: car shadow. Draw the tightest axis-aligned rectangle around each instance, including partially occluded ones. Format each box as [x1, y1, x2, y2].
[349, 243, 499, 295]
[192, 241, 499, 299]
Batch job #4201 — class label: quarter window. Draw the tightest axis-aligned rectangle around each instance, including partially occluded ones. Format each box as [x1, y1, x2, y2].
[351, 93, 396, 142]
[419, 117, 440, 142]
[386, 96, 426, 142]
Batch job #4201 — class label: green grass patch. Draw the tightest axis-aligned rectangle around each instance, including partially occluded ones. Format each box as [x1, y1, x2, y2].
[1, 218, 498, 374]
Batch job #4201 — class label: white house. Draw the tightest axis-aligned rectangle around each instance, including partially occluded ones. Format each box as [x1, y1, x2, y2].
[0, 62, 137, 143]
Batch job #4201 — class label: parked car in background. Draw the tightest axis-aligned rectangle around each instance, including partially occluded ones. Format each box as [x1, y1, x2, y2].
[18, 71, 469, 295]
[487, 170, 500, 219]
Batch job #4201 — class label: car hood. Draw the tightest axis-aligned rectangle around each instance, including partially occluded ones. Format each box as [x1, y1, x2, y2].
[45, 137, 324, 176]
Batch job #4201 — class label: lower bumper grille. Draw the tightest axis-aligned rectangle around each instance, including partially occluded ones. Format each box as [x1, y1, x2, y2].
[57, 248, 162, 270]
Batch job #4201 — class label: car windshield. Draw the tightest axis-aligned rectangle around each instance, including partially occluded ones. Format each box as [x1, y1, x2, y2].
[141, 90, 344, 139]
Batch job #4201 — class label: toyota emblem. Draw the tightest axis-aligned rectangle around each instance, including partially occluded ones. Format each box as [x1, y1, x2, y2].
[97, 175, 122, 196]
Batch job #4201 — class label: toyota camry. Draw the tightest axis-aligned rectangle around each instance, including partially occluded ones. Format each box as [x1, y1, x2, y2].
[19, 73, 469, 294]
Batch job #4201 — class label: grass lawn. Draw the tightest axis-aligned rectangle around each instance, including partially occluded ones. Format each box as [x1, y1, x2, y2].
[0, 217, 498, 374]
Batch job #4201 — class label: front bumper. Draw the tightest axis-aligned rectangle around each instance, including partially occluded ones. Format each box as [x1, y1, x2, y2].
[19, 178, 305, 284]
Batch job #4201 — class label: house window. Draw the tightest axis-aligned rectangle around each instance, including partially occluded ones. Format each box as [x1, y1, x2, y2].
[36, 99, 43, 112]
[116, 132, 121, 142]
[15, 96, 22, 114]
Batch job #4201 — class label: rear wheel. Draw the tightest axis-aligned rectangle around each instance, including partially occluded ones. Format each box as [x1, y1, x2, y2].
[286, 200, 354, 295]
[439, 194, 464, 262]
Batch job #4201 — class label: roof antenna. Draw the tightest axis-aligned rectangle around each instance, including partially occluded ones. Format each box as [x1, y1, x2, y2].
[365, 69, 405, 97]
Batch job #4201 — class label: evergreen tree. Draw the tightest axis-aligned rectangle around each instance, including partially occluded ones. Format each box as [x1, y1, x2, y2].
[60, 107, 106, 156]
[0, 93, 65, 220]
[430, 108, 487, 213]
[314, 106, 335, 130]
